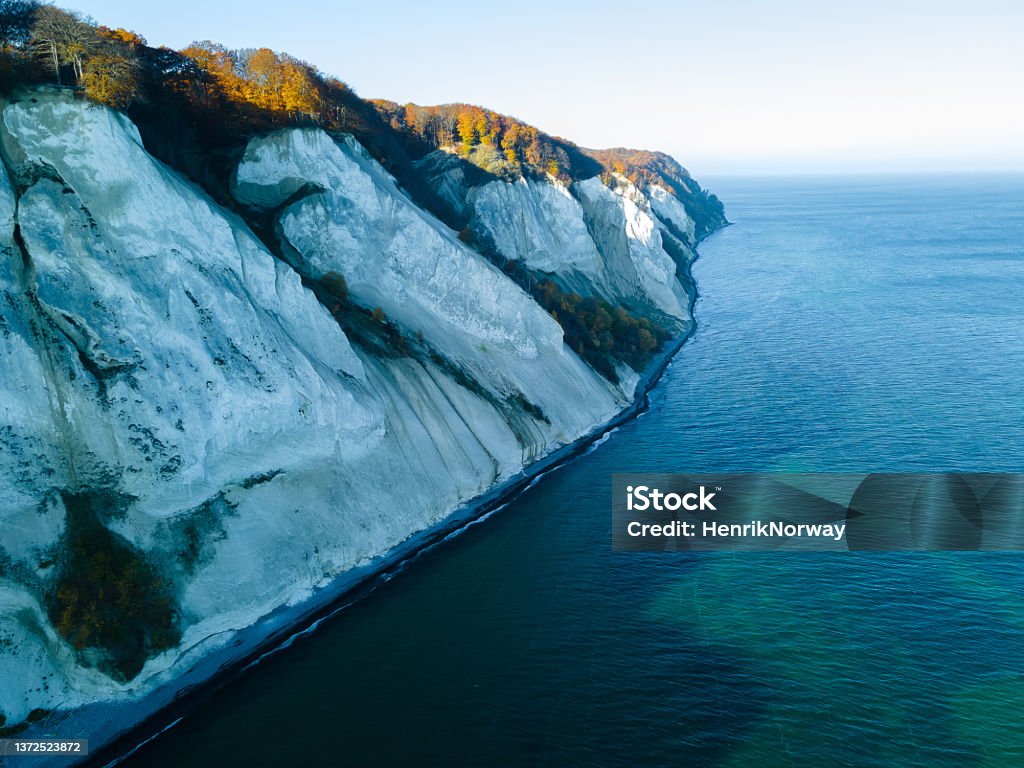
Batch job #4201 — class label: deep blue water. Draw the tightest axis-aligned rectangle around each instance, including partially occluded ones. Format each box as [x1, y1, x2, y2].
[125, 175, 1024, 767]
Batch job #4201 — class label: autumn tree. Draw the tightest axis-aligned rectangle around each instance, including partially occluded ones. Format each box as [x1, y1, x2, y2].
[501, 122, 520, 163]
[278, 55, 319, 117]
[96, 25, 144, 47]
[81, 51, 137, 108]
[240, 47, 284, 110]
[524, 131, 543, 168]
[31, 5, 93, 84]
[181, 40, 243, 103]
[403, 103, 429, 137]
[436, 110, 456, 147]
[456, 109, 477, 155]
[156, 46, 212, 106]
[475, 110, 492, 145]
[180, 43, 321, 121]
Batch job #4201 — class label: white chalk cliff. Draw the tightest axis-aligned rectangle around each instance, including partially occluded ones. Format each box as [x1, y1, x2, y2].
[416, 150, 703, 322]
[0, 90, 717, 735]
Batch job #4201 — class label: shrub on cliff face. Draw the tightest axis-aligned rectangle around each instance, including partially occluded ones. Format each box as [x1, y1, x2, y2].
[320, 270, 349, 301]
[527, 278, 670, 383]
[46, 491, 180, 682]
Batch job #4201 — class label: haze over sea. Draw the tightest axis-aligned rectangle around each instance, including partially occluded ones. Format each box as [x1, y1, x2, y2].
[125, 174, 1024, 767]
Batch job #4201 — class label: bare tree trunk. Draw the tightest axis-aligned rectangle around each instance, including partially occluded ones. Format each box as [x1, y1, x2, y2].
[50, 43, 60, 85]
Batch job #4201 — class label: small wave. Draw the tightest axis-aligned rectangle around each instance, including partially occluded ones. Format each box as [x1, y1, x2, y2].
[103, 717, 184, 768]
[240, 600, 355, 673]
[587, 427, 619, 452]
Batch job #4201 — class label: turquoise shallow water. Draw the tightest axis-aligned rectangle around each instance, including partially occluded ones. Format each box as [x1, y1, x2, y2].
[124, 174, 1024, 767]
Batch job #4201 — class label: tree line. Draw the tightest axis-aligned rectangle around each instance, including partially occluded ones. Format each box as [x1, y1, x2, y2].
[373, 100, 579, 181]
[0, 1, 721, 384]
[372, 100, 724, 228]
[0, 1, 350, 118]
[371, 98, 674, 193]
[2, 1, 140, 106]
[0, 1, 723, 229]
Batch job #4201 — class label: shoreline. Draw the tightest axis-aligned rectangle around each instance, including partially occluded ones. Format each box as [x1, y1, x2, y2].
[41, 225, 726, 768]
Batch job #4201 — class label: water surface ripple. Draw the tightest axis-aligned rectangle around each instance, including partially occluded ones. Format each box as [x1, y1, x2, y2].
[125, 174, 1024, 767]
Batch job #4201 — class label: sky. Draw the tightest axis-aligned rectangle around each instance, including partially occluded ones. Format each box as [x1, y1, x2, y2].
[66, 0, 1024, 177]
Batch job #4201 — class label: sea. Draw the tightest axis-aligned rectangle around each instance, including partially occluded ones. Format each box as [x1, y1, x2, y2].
[121, 174, 1024, 767]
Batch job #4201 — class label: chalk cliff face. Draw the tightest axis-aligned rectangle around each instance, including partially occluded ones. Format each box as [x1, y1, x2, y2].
[232, 128, 621, 438]
[0, 91, 719, 731]
[416, 151, 703, 323]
